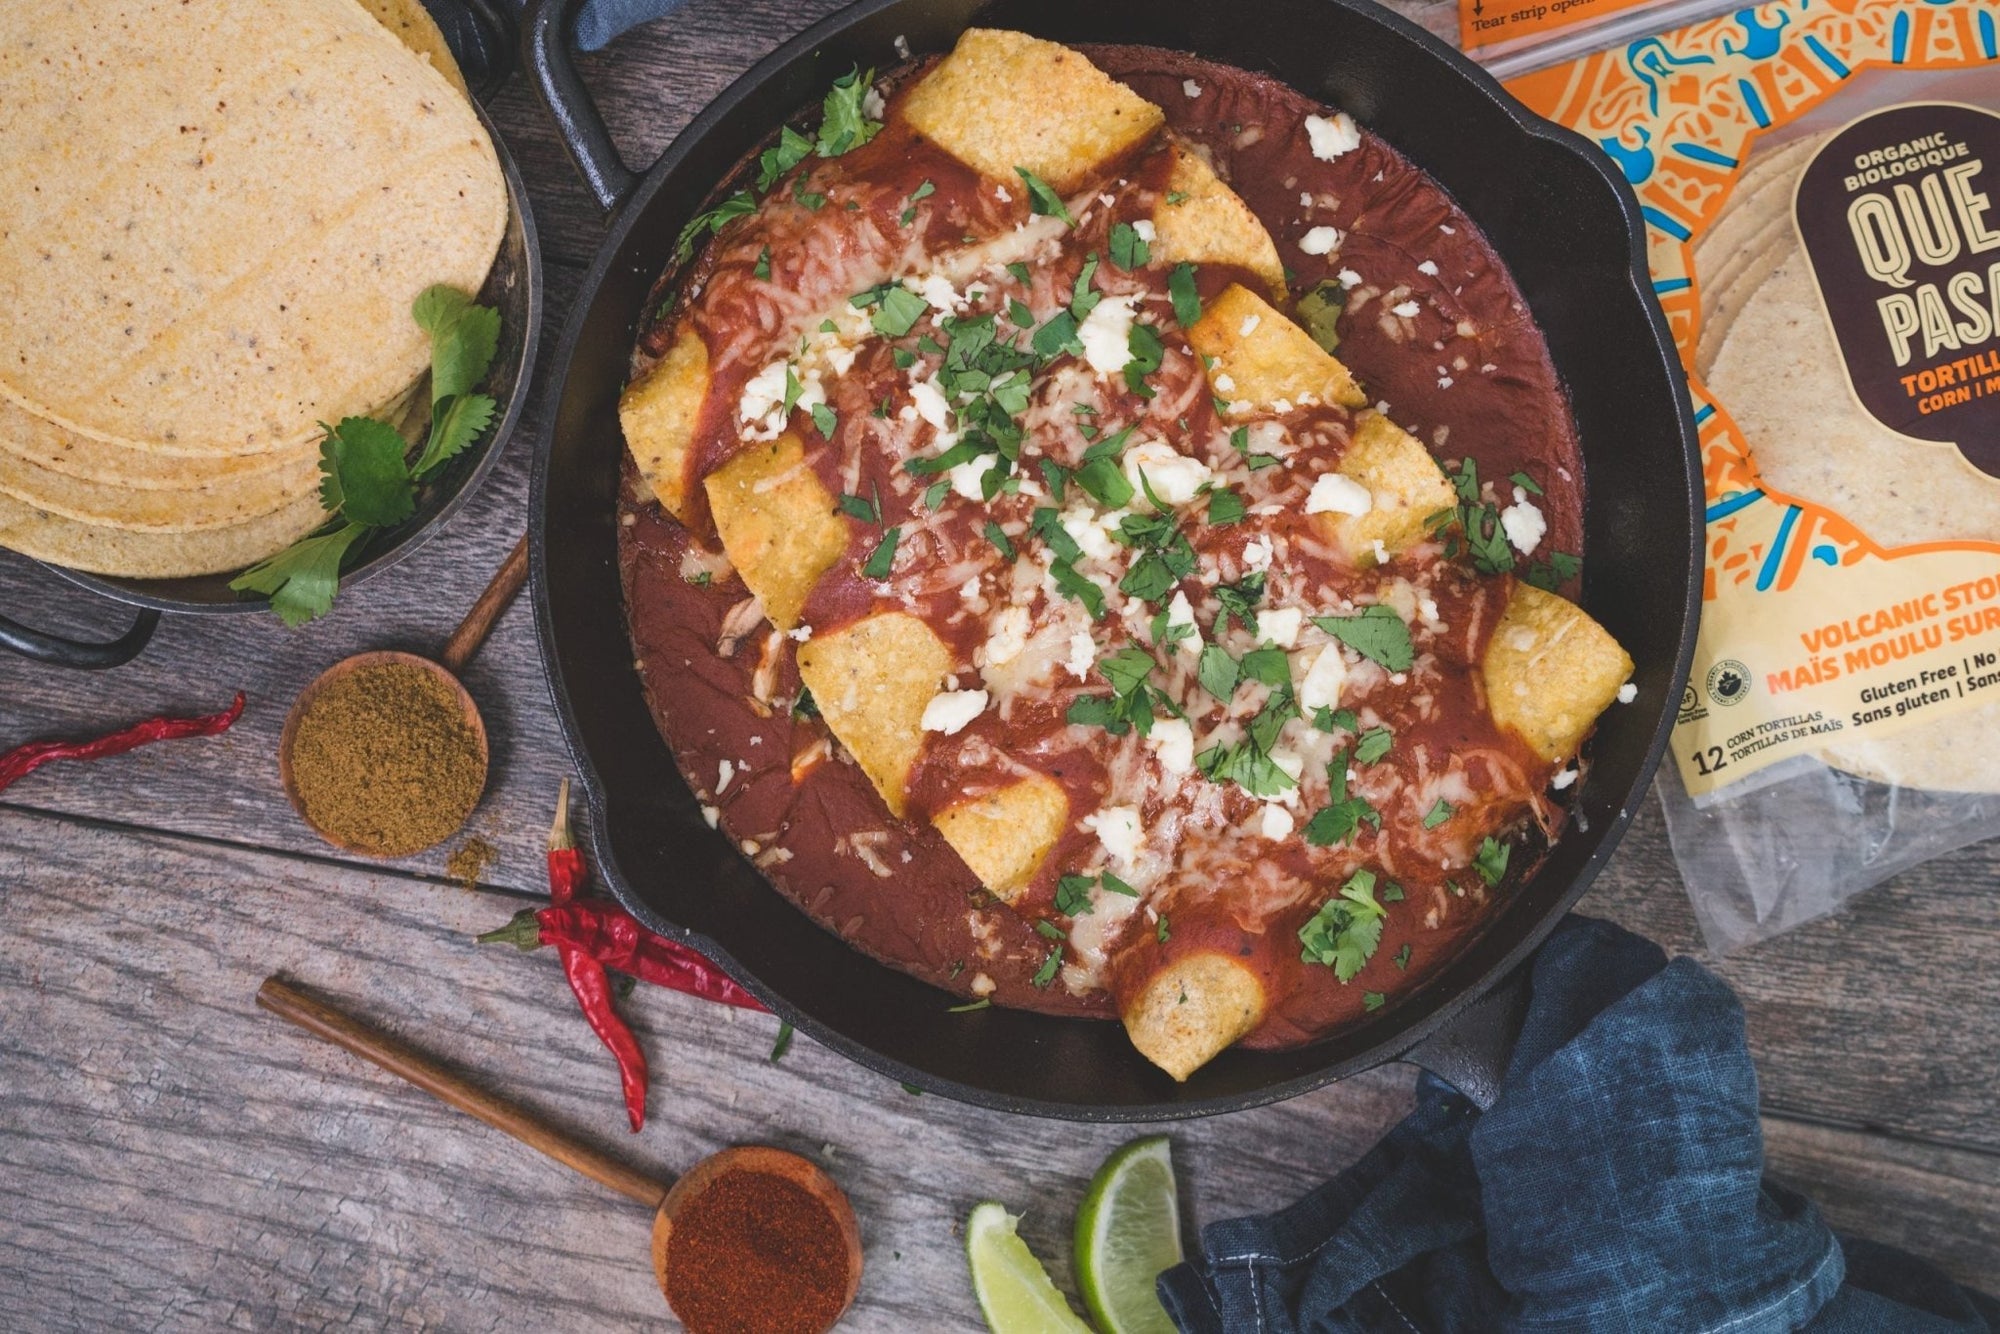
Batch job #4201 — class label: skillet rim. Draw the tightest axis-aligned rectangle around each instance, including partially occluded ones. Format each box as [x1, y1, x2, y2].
[528, 0, 1703, 1120]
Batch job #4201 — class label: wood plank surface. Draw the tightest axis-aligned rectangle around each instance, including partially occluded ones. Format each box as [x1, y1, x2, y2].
[2, 0, 1998, 1324]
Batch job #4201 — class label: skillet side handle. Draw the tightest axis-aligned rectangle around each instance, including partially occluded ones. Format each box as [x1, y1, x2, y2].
[0, 606, 160, 670]
[417, 0, 517, 102]
[523, 0, 639, 214]
[1400, 963, 1530, 1112]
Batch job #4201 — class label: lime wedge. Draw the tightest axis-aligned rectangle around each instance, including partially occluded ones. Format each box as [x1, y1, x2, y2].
[1074, 1135, 1184, 1334]
[965, 1200, 1094, 1333]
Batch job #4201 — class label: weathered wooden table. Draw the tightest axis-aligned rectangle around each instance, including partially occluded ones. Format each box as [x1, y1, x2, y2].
[5, 2, 1997, 1326]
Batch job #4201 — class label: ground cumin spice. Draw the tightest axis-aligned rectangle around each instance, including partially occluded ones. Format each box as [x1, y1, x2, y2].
[664, 1170, 851, 1334]
[289, 661, 484, 856]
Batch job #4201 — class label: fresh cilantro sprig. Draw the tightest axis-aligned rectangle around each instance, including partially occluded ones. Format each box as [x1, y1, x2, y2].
[1298, 868, 1388, 981]
[1303, 747, 1381, 847]
[1068, 646, 1170, 738]
[231, 285, 500, 626]
[1311, 605, 1414, 672]
[1016, 167, 1073, 225]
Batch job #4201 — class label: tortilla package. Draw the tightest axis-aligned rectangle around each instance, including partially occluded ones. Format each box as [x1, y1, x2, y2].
[1511, 0, 2000, 950]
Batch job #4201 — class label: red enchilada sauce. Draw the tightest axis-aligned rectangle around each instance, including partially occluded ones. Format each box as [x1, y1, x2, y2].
[618, 47, 1585, 1043]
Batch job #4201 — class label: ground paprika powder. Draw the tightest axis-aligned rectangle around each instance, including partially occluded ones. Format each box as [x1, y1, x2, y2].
[662, 1169, 852, 1334]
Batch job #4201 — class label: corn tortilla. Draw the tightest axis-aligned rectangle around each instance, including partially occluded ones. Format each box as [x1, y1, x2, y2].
[1481, 582, 1633, 764]
[1121, 952, 1265, 1082]
[1315, 412, 1456, 561]
[0, 0, 505, 455]
[1188, 284, 1367, 412]
[795, 612, 954, 817]
[932, 775, 1069, 904]
[703, 432, 849, 632]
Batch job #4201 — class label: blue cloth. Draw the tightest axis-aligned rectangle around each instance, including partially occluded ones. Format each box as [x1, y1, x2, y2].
[1159, 917, 2000, 1333]
[534, 0, 686, 50]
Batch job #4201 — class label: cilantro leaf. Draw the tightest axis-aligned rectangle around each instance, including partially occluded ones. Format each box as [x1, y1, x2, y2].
[870, 286, 928, 337]
[755, 246, 772, 280]
[1074, 454, 1134, 509]
[1109, 222, 1150, 270]
[1363, 991, 1386, 1011]
[320, 417, 414, 528]
[1015, 167, 1073, 225]
[837, 491, 878, 523]
[1215, 573, 1265, 636]
[756, 125, 813, 190]
[1056, 875, 1095, 917]
[1124, 322, 1165, 397]
[1050, 560, 1106, 619]
[1197, 644, 1238, 700]
[1101, 872, 1138, 897]
[810, 402, 838, 437]
[861, 526, 901, 579]
[1206, 485, 1246, 526]
[414, 286, 499, 403]
[816, 67, 883, 157]
[1298, 868, 1388, 981]
[412, 391, 495, 479]
[1312, 605, 1414, 671]
[1353, 725, 1394, 765]
[1525, 550, 1582, 591]
[1168, 263, 1201, 328]
[1422, 799, 1454, 829]
[1474, 836, 1511, 887]
[1230, 424, 1281, 471]
[900, 179, 936, 226]
[674, 192, 755, 263]
[1295, 279, 1346, 355]
[1031, 948, 1063, 987]
[983, 521, 1014, 560]
[229, 522, 368, 627]
[1070, 255, 1102, 321]
[1032, 310, 1084, 360]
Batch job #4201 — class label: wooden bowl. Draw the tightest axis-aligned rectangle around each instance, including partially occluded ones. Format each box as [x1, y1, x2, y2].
[651, 1145, 863, 1331]
[278, 650, 490, 858]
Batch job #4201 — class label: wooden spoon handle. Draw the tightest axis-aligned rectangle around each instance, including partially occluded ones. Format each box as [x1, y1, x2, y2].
[257, 976, 666, 1209]
[440, 535, 529, 675]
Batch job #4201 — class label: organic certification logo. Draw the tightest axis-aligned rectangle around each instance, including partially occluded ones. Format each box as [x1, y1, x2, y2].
[1707, 659, 1752, 707]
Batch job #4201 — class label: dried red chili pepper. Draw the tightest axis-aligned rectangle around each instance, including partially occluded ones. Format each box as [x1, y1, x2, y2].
[545, 780, 648, 1132]
[480, 902, 766, 1013]
[0, 692, 245, 796]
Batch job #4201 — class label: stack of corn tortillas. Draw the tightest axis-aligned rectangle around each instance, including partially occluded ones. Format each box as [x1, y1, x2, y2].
[0, 0, 505, 578]
[1698, 131, 2000, 792]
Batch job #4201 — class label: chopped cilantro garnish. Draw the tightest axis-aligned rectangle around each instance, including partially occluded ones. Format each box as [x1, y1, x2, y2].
[1124, 323, 1165, 397]
[983, 521, 1015, 560]
[1303, 746, 1379, 847]
[816, 67, 883, 157]
[1230, 424, 1282, 471]
[900, 179, 936, 225]
[809, 402, 837, 437]
[1363, 991, 1385, 1011]
[1353, 725, 1394, 764]
[1298, 868, 1387, 981]
[1195, 737, 1297, 798]
[1050, 559, 1107, 619]
[1295, 279, 1346, 354]
[1165, 189, 1191, 205]
[1069, 647, 1162, 737]
[1032, 310, 1084, 360]
[1525, 550, 1582, 591]
[1215, 573, 1265, 636]
[1157, 915, 1171, 943]
[1167, 263, 1202, 328]
[1101, 872, 1138, 897]
[1314, 705, 1360, 734]
[861, 525, 900, 579]
[1039, 458, 1070, 501]
[770, 1021, 794, 1061]
[1070, 255, 1102, 321]
[923, 479, 950, 509]
[792, 687, 819, 718]
[1382, 882, 1405, 902]
[1006, 261, 1033, 286]
[1031, 948, 1063, 988]
[1109, 221, 1151, 270]
[1312, 605, 1414, 671]
[1510, 470, 1544, 495]
[1009, 298, 1035, 328]
[755, 125, 814, 191]
[1055, 875, 1096, 917]
[1239, 646, 1291, 688]
[674, 192, 756, 263]
[1074, 454, 1134, 509]
[1206, 485, 1246, 526]
[1197, 644, 1238, 700]
[754, 246, 772, 280]
[870, 286, 928, 337]
[689, 570, 713, 587]
[836, 490, 878, 522]
[1474, 836, 1511, 887]
[1015, 167, 1073, 225]
[948, 997, 992, 1012]
[1034, 919, 1066, 941]
[1422, 799, 1454, 829]
[1439, 458, 1515, 575]
[1394, 943, 1412, 970]
[792, 176, 828, 210]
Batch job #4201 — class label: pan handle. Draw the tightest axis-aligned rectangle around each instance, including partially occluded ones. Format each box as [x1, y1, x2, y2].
[1399, 963, 1530, 1111]
[419, 0, 518, 103]
[523, 0, 639, 214]
[0, 605, 160, 670]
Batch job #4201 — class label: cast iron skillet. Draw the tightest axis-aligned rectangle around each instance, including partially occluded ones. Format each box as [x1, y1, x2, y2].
[525, 0, 1703, 1118]
[0, 0, 541, 671]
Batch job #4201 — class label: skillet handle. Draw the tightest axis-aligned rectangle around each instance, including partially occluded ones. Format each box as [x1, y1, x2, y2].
[523, 0, 640, 214]
[418, 0, 517, 103]
[0, 605, 160, 670]
[1400, 962, 1530, 1111]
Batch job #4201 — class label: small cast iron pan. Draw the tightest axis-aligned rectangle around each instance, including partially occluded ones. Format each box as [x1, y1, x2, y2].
[0, 0, 541, 670]
[524, 0, 1703, 1118]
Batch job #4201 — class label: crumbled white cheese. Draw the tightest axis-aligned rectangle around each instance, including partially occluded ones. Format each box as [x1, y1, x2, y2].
[1132, 219, 1157, 243]
[1122, 439, 1213, 507]
[1066, 630, 1097, 680]
[921, 688, 989, 734]
[862, 86, 886, 120]
[1299, 643, 1348, 711]
[995, 184, 1013, 203]
[1148, 718, 1195, 775]
[911, 272, 965, 315]
[1418, 260, 1439, 276]
[1500, 493, 1547, 554]
[789, 624, 813, 643]
[1304, 111, 1361, 161]
[736, 359, 792, 437]
[1260, 607, 1304, 649]
[1083, 806, 1144, 865]
[1299, 226, 1344, 256]
[894, 33, 911, 59]
[909, 376, 953, 431]
[1617, 682, 1638, 704]
[1300, 191, 1314, 207]
[983, 606, 1032, 667]
[1183, 78, 1203, 98]
[948, 455, 988, 502]
[1239, 314, 1262, 336]
[1260, 804, 1296, 840]
[1061, 505, 1117, 561]
[1213, 372, 1236, 393]
[716, 759, 735, 793]
[1391, 300, 1421, 318]
[960, 577, 982, 602]
[1552, 767, 1578, 790]
[1242, 536, 1275, 572]
[1077, 296, 1140, 375]
[701, 805, 721, 829]
[1338, 268, 1363, 289]
[1305, 471, 1374, 517]
[1166, 590, 1201, 655]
